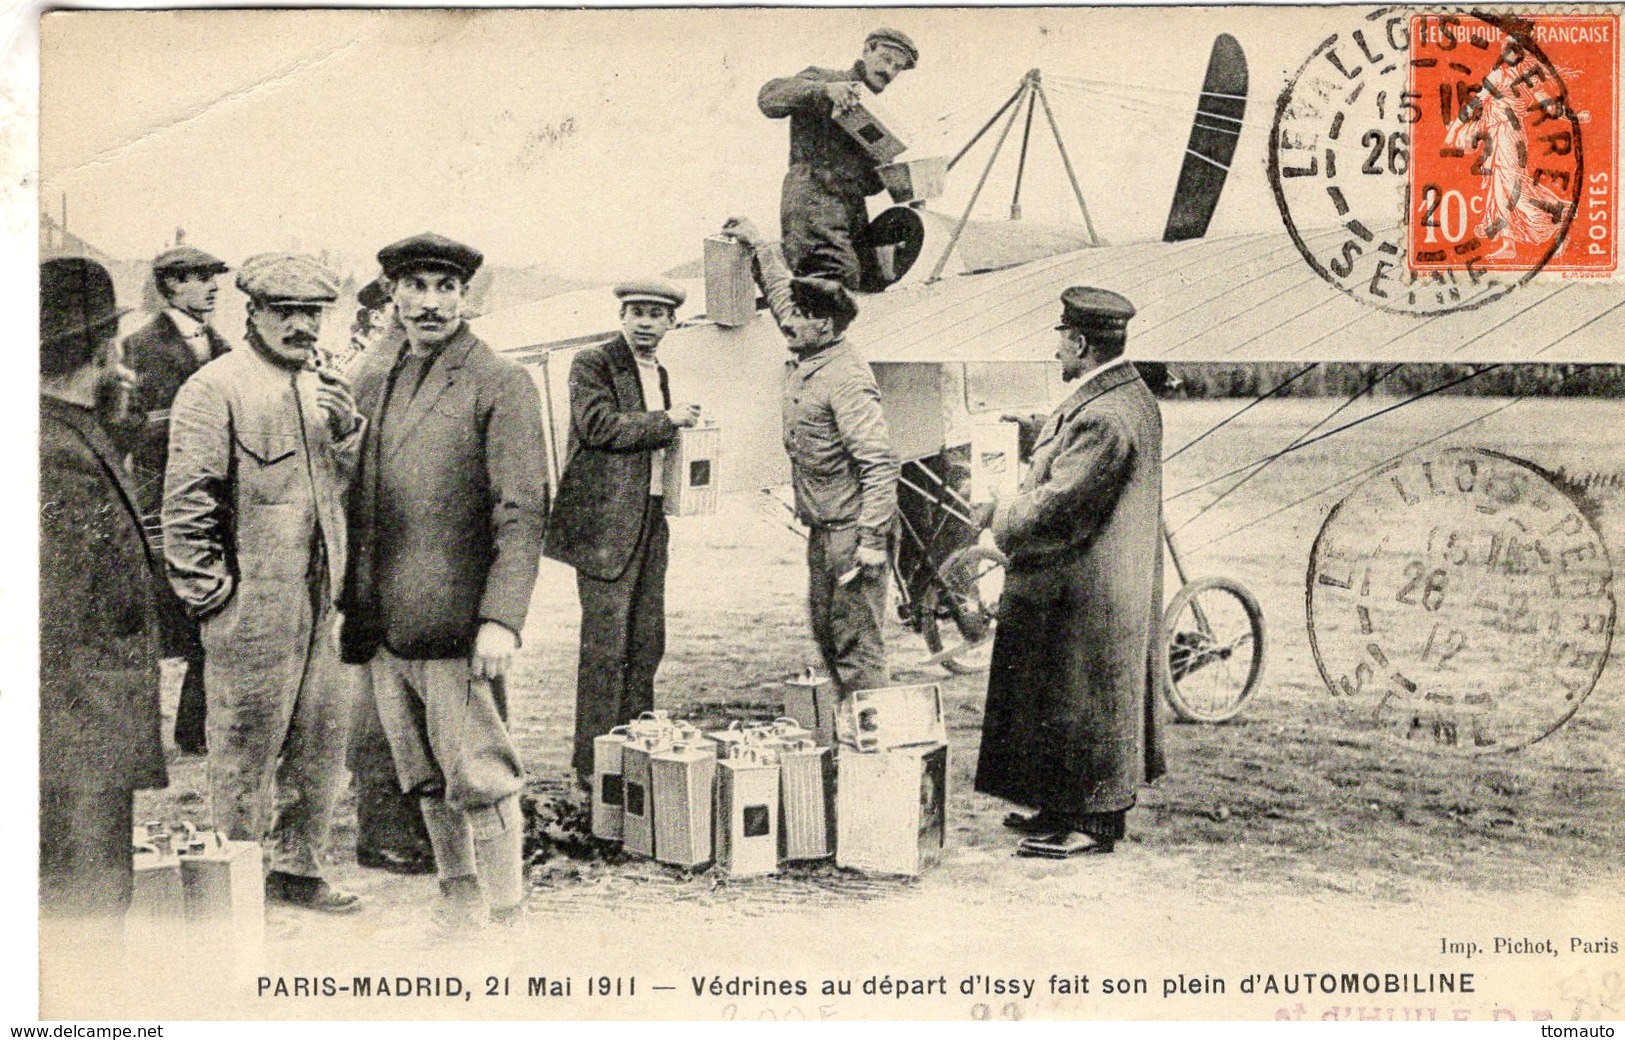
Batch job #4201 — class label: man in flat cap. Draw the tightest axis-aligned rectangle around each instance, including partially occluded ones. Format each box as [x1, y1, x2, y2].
[722, 218, 898, 699]
[123, 245, 233, 754]
[975, 287, 1166, 858]
[341, 233, 547, 929]
[38, 258, 168, 953]
[546, 279, 702, 786]
[162, 253, 365, 911]
[759, 28, 919, 292]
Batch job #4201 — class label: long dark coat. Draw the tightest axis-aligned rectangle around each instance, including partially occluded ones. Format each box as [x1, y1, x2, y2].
[974, 361, 1167, 818]
[121, 312, 232, 515]
[39, 396, 168, 793]
[340, 323, 548, 662]
[543, 335, 674, 582]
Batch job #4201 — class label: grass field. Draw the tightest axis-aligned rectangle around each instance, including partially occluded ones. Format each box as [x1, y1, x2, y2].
[126, 396, 1623, 992]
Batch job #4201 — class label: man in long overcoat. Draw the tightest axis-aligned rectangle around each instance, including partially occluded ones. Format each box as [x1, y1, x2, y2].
[544, 280, 701, 785]
[758, 28, 918, 291]
[122, 245, 233, 754]
[974, 287, 1167, 857]
[340, 233, 547, 928]
[163, 253, 364, 911]
[39, 257, 168, 927]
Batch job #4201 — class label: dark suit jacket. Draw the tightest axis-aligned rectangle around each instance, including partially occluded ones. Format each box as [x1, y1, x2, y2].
[122, 312, 232, 515]
[39, 396, 168, 793]
[543, 335, 676, 582]
[341, 323, 548, 662]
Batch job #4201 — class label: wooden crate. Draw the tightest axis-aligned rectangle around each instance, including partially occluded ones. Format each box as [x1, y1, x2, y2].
[843, 683, 946, 752]
[836, 743, 947, 877]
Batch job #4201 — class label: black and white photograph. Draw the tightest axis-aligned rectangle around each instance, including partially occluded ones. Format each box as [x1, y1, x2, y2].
[18, 3, 1625, 1023]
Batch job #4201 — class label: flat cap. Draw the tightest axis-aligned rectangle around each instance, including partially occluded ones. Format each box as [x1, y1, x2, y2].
[152, 245, 229, 276]
[377, 232, 483, 281]
[866, 27, 919, 68]
[235, 253, 340, 306]
[614, 278, 686, 309]
[1056, 286, 1136, 333]
[791, 276, 859, 327]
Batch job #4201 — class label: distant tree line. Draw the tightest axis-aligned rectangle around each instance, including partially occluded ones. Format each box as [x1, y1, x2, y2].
[1156, 362, 1625, 399]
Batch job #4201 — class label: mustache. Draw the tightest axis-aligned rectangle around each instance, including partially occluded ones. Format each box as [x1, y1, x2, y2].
[283, 332, 318, 346]
[407, 310, 447, 322]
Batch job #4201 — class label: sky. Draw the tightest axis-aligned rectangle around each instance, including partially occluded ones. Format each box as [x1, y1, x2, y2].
[38, 7, 1361, 285]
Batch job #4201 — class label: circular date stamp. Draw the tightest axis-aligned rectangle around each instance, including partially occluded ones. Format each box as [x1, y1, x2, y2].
[1306, 448, 1615, 753]
[1269, 9, 1584, 315]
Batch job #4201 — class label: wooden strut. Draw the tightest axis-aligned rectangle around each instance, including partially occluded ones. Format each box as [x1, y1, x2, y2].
[1034, 79, 1101, 247]
[929, 70, 1103, 282]
[927, 77, 1031, 284]
[947, 79, 1029, 174]
[1010, 87, 1038, 220]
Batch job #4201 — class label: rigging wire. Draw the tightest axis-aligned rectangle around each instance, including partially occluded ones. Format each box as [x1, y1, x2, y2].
[1166, 362, 1403, 538]
[1164, 363, 1322, 462]
[1166, 364, 1505, 504]
[1180, 391, 1533, 558]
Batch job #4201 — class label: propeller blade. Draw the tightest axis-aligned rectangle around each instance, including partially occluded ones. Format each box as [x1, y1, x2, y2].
[1162, 33, 1248, 243]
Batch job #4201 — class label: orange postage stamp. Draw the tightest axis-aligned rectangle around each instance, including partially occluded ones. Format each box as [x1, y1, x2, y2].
[1409, 12, 1619, 277]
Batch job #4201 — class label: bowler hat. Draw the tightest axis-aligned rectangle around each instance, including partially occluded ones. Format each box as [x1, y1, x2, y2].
[1055, 286, 1136, 334]
[866, 27, 919, 68]
[152, 245, 229, 277]
[41, 257, 129, 375]
[377, 233, 483, 281]
[614, 278, 687, 310]
[790, 276, 859, 327]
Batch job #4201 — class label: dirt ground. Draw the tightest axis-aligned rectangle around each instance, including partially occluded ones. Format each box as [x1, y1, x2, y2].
[110, 396, 1623, 1021]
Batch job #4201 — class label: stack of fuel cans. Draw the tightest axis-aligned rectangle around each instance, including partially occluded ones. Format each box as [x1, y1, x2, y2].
[587, 678, 948, 877]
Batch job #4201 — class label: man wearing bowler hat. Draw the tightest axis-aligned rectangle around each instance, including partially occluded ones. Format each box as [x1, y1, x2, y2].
[123, 245, 233, 755]
[163, 253, 365, 910]
[39, 257, 168, 938]
[759, 27, 919, 292]
[341, 233, 547, 929]
[975, 287, 1167, 859]
[721, 217, 899, 699]
[546, 279, 701, 786]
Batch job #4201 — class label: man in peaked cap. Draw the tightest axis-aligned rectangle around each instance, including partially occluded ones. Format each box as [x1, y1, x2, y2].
[759, 27, 919, 292]
[341, 232, 547, 929]
[162, 253, 366, 912]
[975, 286, 1167, 859]
[38, 258, 169, 960]
[722, 217, 899, 699]
[122, 245, 234, 754]
[546, 278, 702, 786]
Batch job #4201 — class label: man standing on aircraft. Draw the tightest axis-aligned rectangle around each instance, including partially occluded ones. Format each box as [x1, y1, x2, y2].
[545, 280, 701, 787]
[341, 233, 547, 929]
[975, 287, 1167, 859]
[721, 217, 898, 698]
[123, 245, 233, 755]
[758, 28, 918, 292]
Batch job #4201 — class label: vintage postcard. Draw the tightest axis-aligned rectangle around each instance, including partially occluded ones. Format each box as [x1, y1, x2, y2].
[24, 4, 1625, 1025]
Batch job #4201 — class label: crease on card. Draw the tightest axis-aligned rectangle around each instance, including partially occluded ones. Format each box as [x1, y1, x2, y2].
[63, 34, 368, 176]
